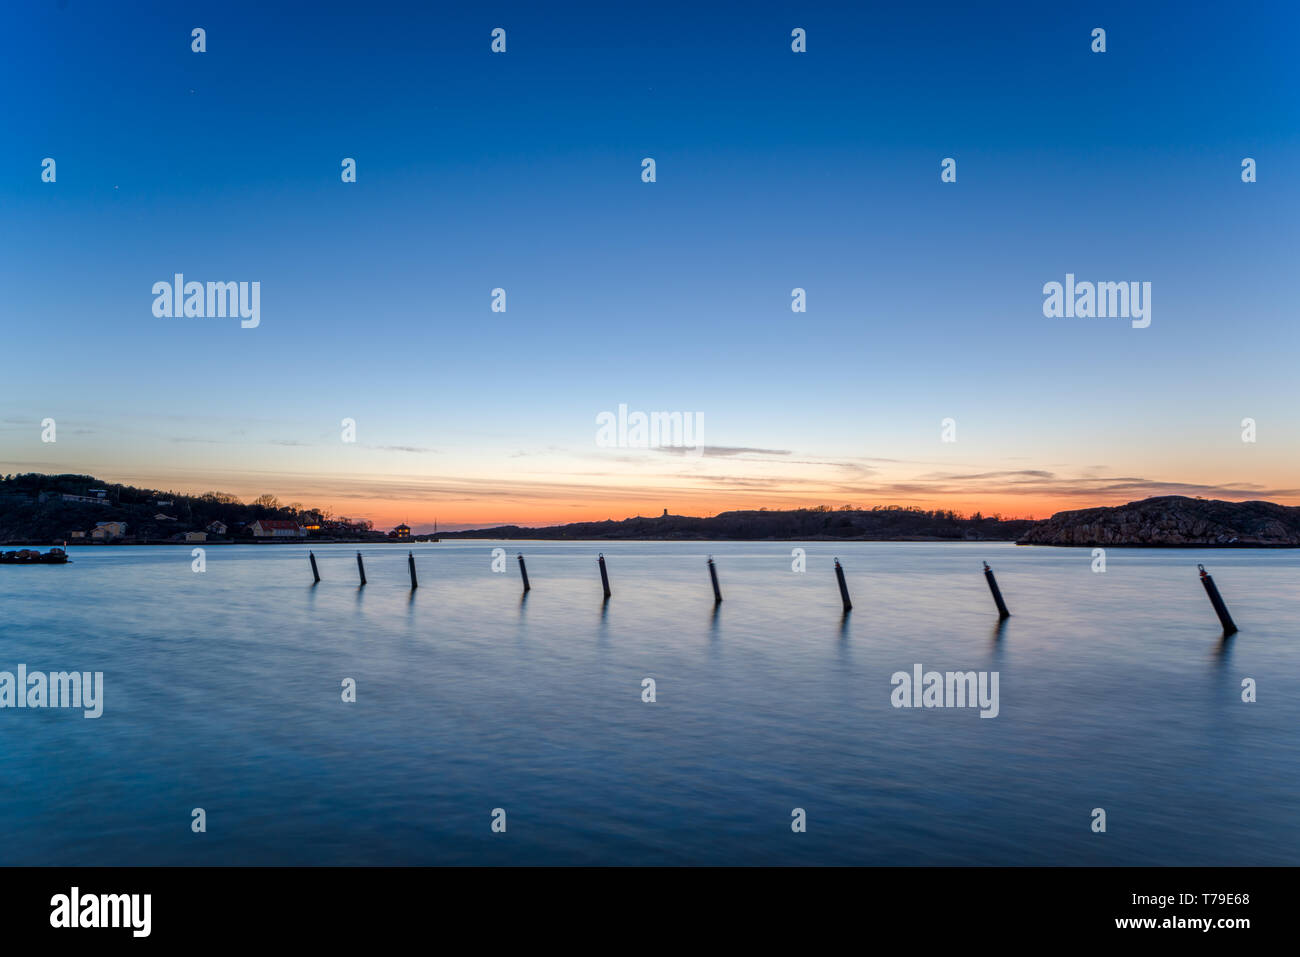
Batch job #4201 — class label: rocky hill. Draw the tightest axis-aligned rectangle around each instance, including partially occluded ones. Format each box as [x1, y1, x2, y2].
[1016, 496, 1300, 546]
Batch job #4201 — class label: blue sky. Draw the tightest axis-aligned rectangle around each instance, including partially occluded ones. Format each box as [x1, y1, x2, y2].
[2, 0, 1297, 527]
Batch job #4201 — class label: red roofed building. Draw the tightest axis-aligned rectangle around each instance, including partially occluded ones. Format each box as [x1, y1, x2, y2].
[249, 519, 306, 538]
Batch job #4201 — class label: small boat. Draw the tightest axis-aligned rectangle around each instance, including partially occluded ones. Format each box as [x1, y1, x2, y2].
[0, 547, 71, 565]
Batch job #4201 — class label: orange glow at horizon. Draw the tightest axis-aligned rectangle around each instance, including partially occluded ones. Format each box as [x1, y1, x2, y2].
[137, 483, 1300, 533]
[347, 494, 1056, 531]
[17, 448, 1300, 535]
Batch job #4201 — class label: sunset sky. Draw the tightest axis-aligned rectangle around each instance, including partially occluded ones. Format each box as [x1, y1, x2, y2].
[3, 1, 1298, 530]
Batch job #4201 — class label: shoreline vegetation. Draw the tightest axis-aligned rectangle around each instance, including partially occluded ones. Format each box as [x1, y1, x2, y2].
[1, 474, 1298, 547]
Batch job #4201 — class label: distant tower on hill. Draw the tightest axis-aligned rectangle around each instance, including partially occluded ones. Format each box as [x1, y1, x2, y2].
[662, 508, 669, 517]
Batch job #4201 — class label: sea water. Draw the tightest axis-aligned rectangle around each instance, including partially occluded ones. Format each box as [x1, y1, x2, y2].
[0, 541, 1295, 865]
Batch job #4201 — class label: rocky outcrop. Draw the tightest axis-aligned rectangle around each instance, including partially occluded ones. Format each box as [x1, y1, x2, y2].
[1017, 496, 1300, 546]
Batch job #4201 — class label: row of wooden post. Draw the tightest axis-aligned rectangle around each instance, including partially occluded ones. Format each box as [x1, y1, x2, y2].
[307, 550, 1241, 636]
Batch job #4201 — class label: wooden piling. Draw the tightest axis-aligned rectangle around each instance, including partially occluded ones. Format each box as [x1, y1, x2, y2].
[983, 561, 1010, 619]
[707, 556, 722, 603]
[1198, 564, 1238, 635]
[309, 550, 320, 583]
[598, 553, 611, 598]
[517, 554, 531, 592]
[408, 551, 418, 589]
[834, 558, 852, 611]
[356, 551, 367, 586]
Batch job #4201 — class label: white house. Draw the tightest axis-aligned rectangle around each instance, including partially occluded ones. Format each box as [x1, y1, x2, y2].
[249, 519, 306, 538]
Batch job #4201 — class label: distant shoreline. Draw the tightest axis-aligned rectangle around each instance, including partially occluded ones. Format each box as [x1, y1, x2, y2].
[1, 539, 407, 547]
[6, 536, 1020, 547]
[1015, 541, 1300, 549]
[8, 537, 1298, 549]
[7, 474, 1300, 548]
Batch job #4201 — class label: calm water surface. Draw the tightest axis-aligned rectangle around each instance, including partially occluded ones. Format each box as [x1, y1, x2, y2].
[1, 541, 1297, 865]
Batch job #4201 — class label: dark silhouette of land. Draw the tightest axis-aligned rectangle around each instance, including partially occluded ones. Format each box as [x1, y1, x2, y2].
[1017, 495, 1300, 546]
[3, 474, 1295, 546]
[400, 497, 1300, 546]
[435, 507, 1034, 541]
[0, 473, 384, 544]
